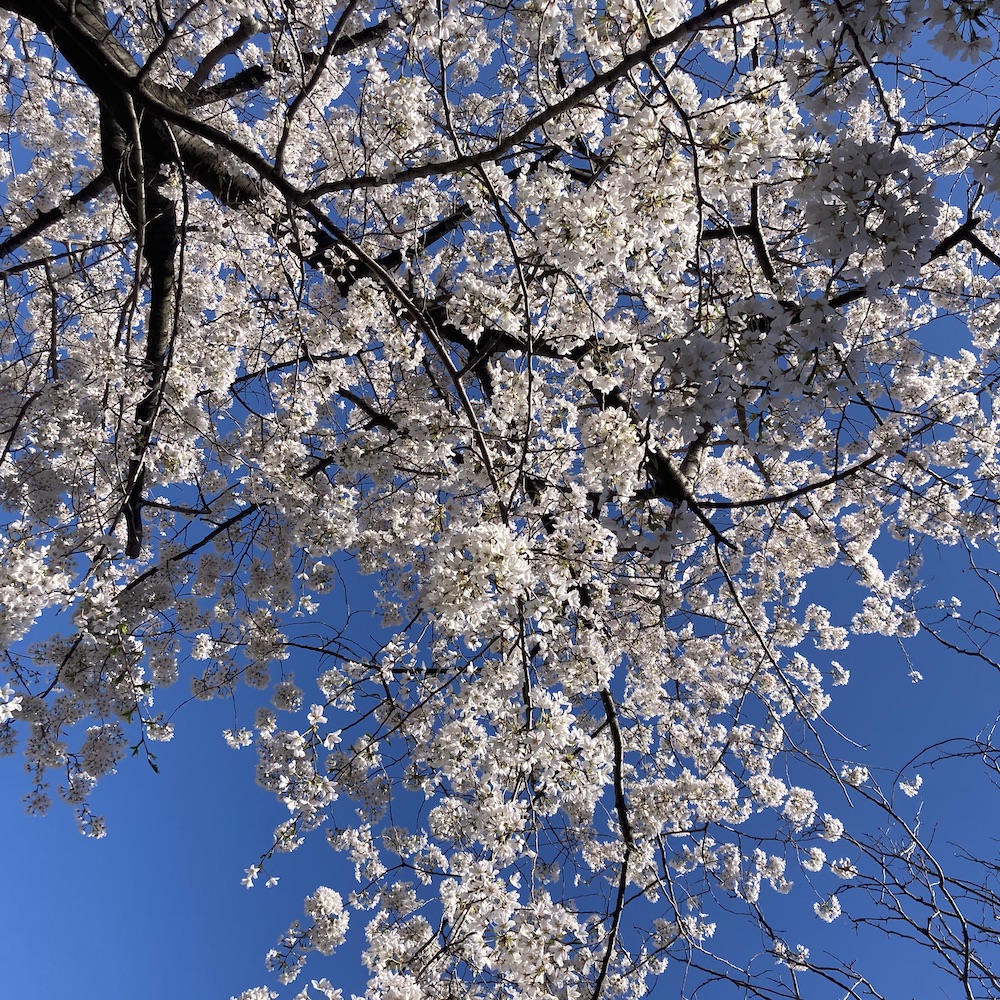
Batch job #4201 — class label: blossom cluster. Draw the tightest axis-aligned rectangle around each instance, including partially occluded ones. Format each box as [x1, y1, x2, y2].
[0, 0, 994, 996]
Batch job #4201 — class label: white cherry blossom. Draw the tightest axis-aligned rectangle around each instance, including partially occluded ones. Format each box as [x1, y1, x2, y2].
[1, 0, 1000, 997]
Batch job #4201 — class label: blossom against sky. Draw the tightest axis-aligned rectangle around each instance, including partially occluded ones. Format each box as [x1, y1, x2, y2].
[5, 1, 1000, 997]
[7, 549, 1000, 1000]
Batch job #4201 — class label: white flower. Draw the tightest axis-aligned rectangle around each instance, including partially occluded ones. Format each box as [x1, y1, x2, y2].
[748, 773, 787, 808]
[303, 887, 349, 955]
[841, 764, 869, 787]
[899, 774, 923, 797]
[0, 690, 22, 723]
[830, 661, 850, 686]
[191, 633, 215, 660]
[831, 858, 858, 879]
[243, 865, 260, 888]
[802, 847, 826, 872]
[814, 895, 842, 922]
[224, 728, 254, 749]
[147, 721, 174, 742]
[310, 980, 342, 1000]
[256, 708, 277, 736]
[820, 814, 845, 842]
[272, 676, 303, 712]
[308, 704, 328, 728]
[774, 941, 810, 970]
[783, 786, 818, 828]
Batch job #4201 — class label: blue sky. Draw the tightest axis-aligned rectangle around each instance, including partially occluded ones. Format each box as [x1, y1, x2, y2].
[0, 693, 298, 1000]
[0, 657, 388, 999]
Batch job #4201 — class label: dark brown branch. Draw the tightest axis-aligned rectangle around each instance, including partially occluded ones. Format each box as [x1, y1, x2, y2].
[185, 15, 260, 95]
[0, 172, 113, 259]
[967, 231, 1000, 269]
[185, 16, 402, 107]
[100, 95, 181, 557]
[593, 688, 634, 1000]
[749, 184, 778, 288]
[184, 65, 269, 107]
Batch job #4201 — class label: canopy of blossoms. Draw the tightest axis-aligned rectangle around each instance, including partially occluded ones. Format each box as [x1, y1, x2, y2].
[2, 0, 1000, 997]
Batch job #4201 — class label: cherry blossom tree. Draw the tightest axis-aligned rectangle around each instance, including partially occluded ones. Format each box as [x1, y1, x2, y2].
[4, 0, 1000, 997]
